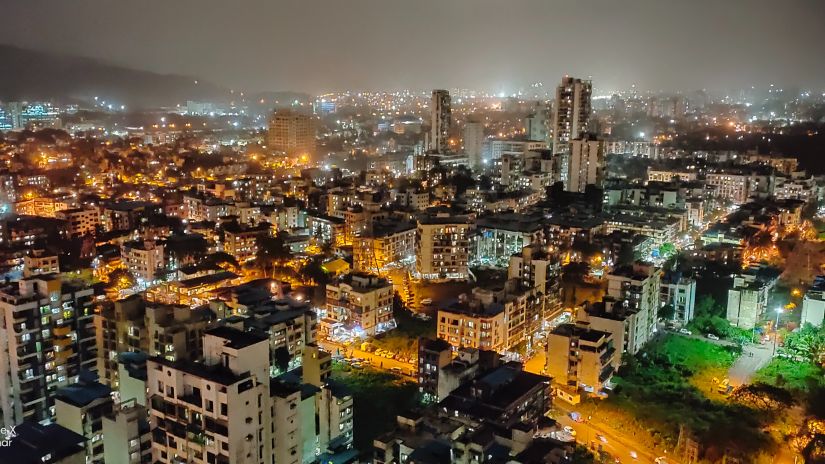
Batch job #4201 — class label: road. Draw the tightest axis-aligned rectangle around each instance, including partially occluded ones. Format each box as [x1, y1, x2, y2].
[553, 404, 664, 464]
[319, 340, 416, 377]
[727, 342, 772, 387]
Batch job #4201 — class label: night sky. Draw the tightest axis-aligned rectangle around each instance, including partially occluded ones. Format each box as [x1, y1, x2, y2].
[2, 0, 824, 94]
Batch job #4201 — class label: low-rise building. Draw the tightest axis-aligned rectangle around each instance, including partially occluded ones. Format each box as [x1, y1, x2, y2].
[121, 240, 165, 283]
[726, 267, 780, 329]
[324, 272, 395, 337]
[802, 276, 825, 327]
[660, 271, 697, 324]
[54, 376, 114, 464]
[56, 207, 99, 237]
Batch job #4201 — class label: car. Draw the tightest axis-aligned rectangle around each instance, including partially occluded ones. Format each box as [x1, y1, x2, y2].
[563, 426, 577, 437]
[420, 298, 433, 305]
[707, 333, 720, 340]
[679, 328, 692, 335]
[629, 451, 638, 460]
[655, 457, 668, 464]
[597, 434, 608, 443]
[351, 363, 363, 369]
[390, 367, 402, 374]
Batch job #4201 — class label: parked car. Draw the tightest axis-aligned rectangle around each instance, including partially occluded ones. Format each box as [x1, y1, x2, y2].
[420, 298, 433, 305]
[679, 328, 692, 335]
[629, 451, 638, 460]
[563, 426, 577, 437]
[707, 333, 720, 340]
[597, 434, 608, 443]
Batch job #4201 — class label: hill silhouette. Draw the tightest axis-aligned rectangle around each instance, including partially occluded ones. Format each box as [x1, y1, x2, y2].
[0, 44, 230, 108]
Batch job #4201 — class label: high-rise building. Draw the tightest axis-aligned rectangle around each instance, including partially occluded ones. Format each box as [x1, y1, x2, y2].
[552, 76, 592, 153]
[463, 117, 485, 170]
[147, 327, 272, 464]
[429, 90, 451, 153]
[267, 109, 316, 158]
[523, 102, 550, 143]
[0, 275, 96, 426]
[566, 135, 605, 192]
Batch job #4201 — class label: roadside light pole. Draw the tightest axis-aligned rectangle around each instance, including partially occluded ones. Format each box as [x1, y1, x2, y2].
[772, 307, 783, 357]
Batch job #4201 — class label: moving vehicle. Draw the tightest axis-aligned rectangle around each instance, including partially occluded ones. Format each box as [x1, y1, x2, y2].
[597, 434, 608, 443]
[707, 333, 720, 340]
[420, 298, 433, 305]
[563, 426, 576, 436]
[629, 451, 638, 460]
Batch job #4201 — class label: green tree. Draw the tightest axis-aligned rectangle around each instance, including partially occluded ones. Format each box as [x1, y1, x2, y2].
[659, 303, 676, 321]
[781, 323, 825, 365]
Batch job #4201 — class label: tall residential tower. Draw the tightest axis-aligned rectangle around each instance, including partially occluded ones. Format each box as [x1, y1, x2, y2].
[552, 76, 592, 153]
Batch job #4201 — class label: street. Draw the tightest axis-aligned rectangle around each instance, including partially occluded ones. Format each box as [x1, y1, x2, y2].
[727, 343, 772, 387]
[319, 339, 417, 377]
[554, 404, 663, 464]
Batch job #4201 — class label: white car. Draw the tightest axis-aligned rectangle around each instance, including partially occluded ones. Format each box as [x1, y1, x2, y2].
[562, 426, 577, 437]
[679, 328, 692, 335]
[707, 333, 720, 341]
[420, 298, 433, 306]
[597, 434, 608, 443]
[629, 451, 638, 460]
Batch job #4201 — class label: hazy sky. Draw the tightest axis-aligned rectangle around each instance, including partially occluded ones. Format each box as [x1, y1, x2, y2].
[2, 0, 824, 94]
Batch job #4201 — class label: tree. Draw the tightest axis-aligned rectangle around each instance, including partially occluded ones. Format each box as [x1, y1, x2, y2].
[256, 231, 292, 275]
[274, 346, 292, 373]
[731, 382, 796, 412]
[781, 323, 825, 365]
[659, 304, 676, 321]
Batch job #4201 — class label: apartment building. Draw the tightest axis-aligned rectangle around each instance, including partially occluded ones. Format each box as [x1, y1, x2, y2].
[56, 207, 99, 237]
[147, 327, 271, 464]
[222, 221, 271, 263]
[23, 249, 59, 277]
[102, 399, 153, 464]
[545, 323, 615, 403]
[727, 268, 780, 329]
[660, 271, 697, 324]
[602, 263, 661, 353]
[352, 220, 416, 273]
[121, 240, 165, 283]
[417, 337, 453, 403]
[0, 275, 95, 426]
[416, 212, 470, 281]
[325, 272, 395, 337]
[54, 377, 115, 464]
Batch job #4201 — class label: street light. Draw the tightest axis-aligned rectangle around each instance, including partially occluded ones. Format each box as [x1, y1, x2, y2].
[772, 307, 784, 357]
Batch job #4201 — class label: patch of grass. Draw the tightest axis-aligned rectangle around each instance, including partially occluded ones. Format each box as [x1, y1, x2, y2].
[752, 358, 825, 395]
[332, 367, 420, 457]
[607, 335, 773, 456]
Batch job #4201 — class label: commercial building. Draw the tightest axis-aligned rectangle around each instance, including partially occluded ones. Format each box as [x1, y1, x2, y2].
[545, 323, 615, 402]
[324, 272, 395, 337]
[267, 109, 316, 157]
[416, 212, 470, 281]
[0, 275, 95, 426]
[552, 76, 592, 153]
[429, 90, 451, 153]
